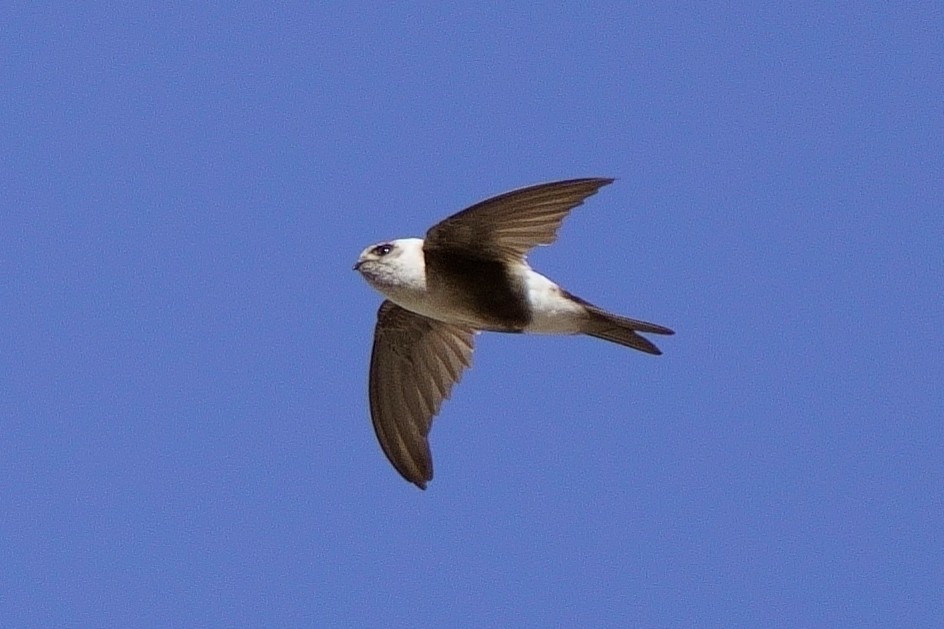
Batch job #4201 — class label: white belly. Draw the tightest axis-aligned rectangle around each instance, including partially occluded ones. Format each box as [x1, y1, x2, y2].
[377, 279, 488, 327]
[373, 264, 588, 333]
[520, 271, 587, 334]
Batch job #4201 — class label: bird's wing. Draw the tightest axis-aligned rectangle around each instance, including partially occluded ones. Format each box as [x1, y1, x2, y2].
[368, 300, 475, 489]
[424, 178, 614, 263]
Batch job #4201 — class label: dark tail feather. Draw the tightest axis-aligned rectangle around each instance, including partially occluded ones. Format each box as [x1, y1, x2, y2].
[582, 305, 674, 355]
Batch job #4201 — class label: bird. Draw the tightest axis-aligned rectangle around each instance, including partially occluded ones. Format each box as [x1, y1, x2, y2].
[354, 178, 673, 489]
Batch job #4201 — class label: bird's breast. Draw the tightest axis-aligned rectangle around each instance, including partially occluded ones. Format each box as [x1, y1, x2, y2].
[422, 250, 532, 330]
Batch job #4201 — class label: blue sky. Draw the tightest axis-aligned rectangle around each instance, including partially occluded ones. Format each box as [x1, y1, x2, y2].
[3, 4, 942, 627]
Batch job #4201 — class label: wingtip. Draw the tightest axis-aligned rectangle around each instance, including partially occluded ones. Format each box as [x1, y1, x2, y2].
[398, 466, 431, 490]
[405, 469, 431, 490]
[589, 177, 616, 192]
[577, 176, 615, 186]
[554, 176, 614, 187]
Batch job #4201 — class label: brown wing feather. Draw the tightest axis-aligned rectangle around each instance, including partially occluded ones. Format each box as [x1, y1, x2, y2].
[368, 301, 475, 489]
[424, 178, 614, 262]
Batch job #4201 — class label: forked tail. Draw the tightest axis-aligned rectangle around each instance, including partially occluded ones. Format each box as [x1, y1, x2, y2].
[581, 304, 674, 355]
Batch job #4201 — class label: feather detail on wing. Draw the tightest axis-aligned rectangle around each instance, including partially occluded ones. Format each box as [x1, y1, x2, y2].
[368, 300, 475, 488]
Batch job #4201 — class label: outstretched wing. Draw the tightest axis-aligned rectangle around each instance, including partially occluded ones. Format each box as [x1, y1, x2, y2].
[368, 301, 475, 489]
[424, 178, 614, 262]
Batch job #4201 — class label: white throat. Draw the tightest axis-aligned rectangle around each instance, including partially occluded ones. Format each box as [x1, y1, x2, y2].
[362, 238, 427, 298]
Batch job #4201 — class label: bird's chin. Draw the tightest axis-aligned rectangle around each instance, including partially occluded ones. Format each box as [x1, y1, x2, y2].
[355, 266, 384, 289]
[354, 260, 375, 277]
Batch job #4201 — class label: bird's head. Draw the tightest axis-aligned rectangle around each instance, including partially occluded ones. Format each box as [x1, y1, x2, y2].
[354, 238, 426, 292]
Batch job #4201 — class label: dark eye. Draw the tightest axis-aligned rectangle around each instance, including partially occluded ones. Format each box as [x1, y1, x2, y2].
[372, 244, 393, 256]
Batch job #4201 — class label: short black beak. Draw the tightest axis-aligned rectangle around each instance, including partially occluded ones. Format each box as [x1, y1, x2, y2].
[353, 261, 362, 271]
